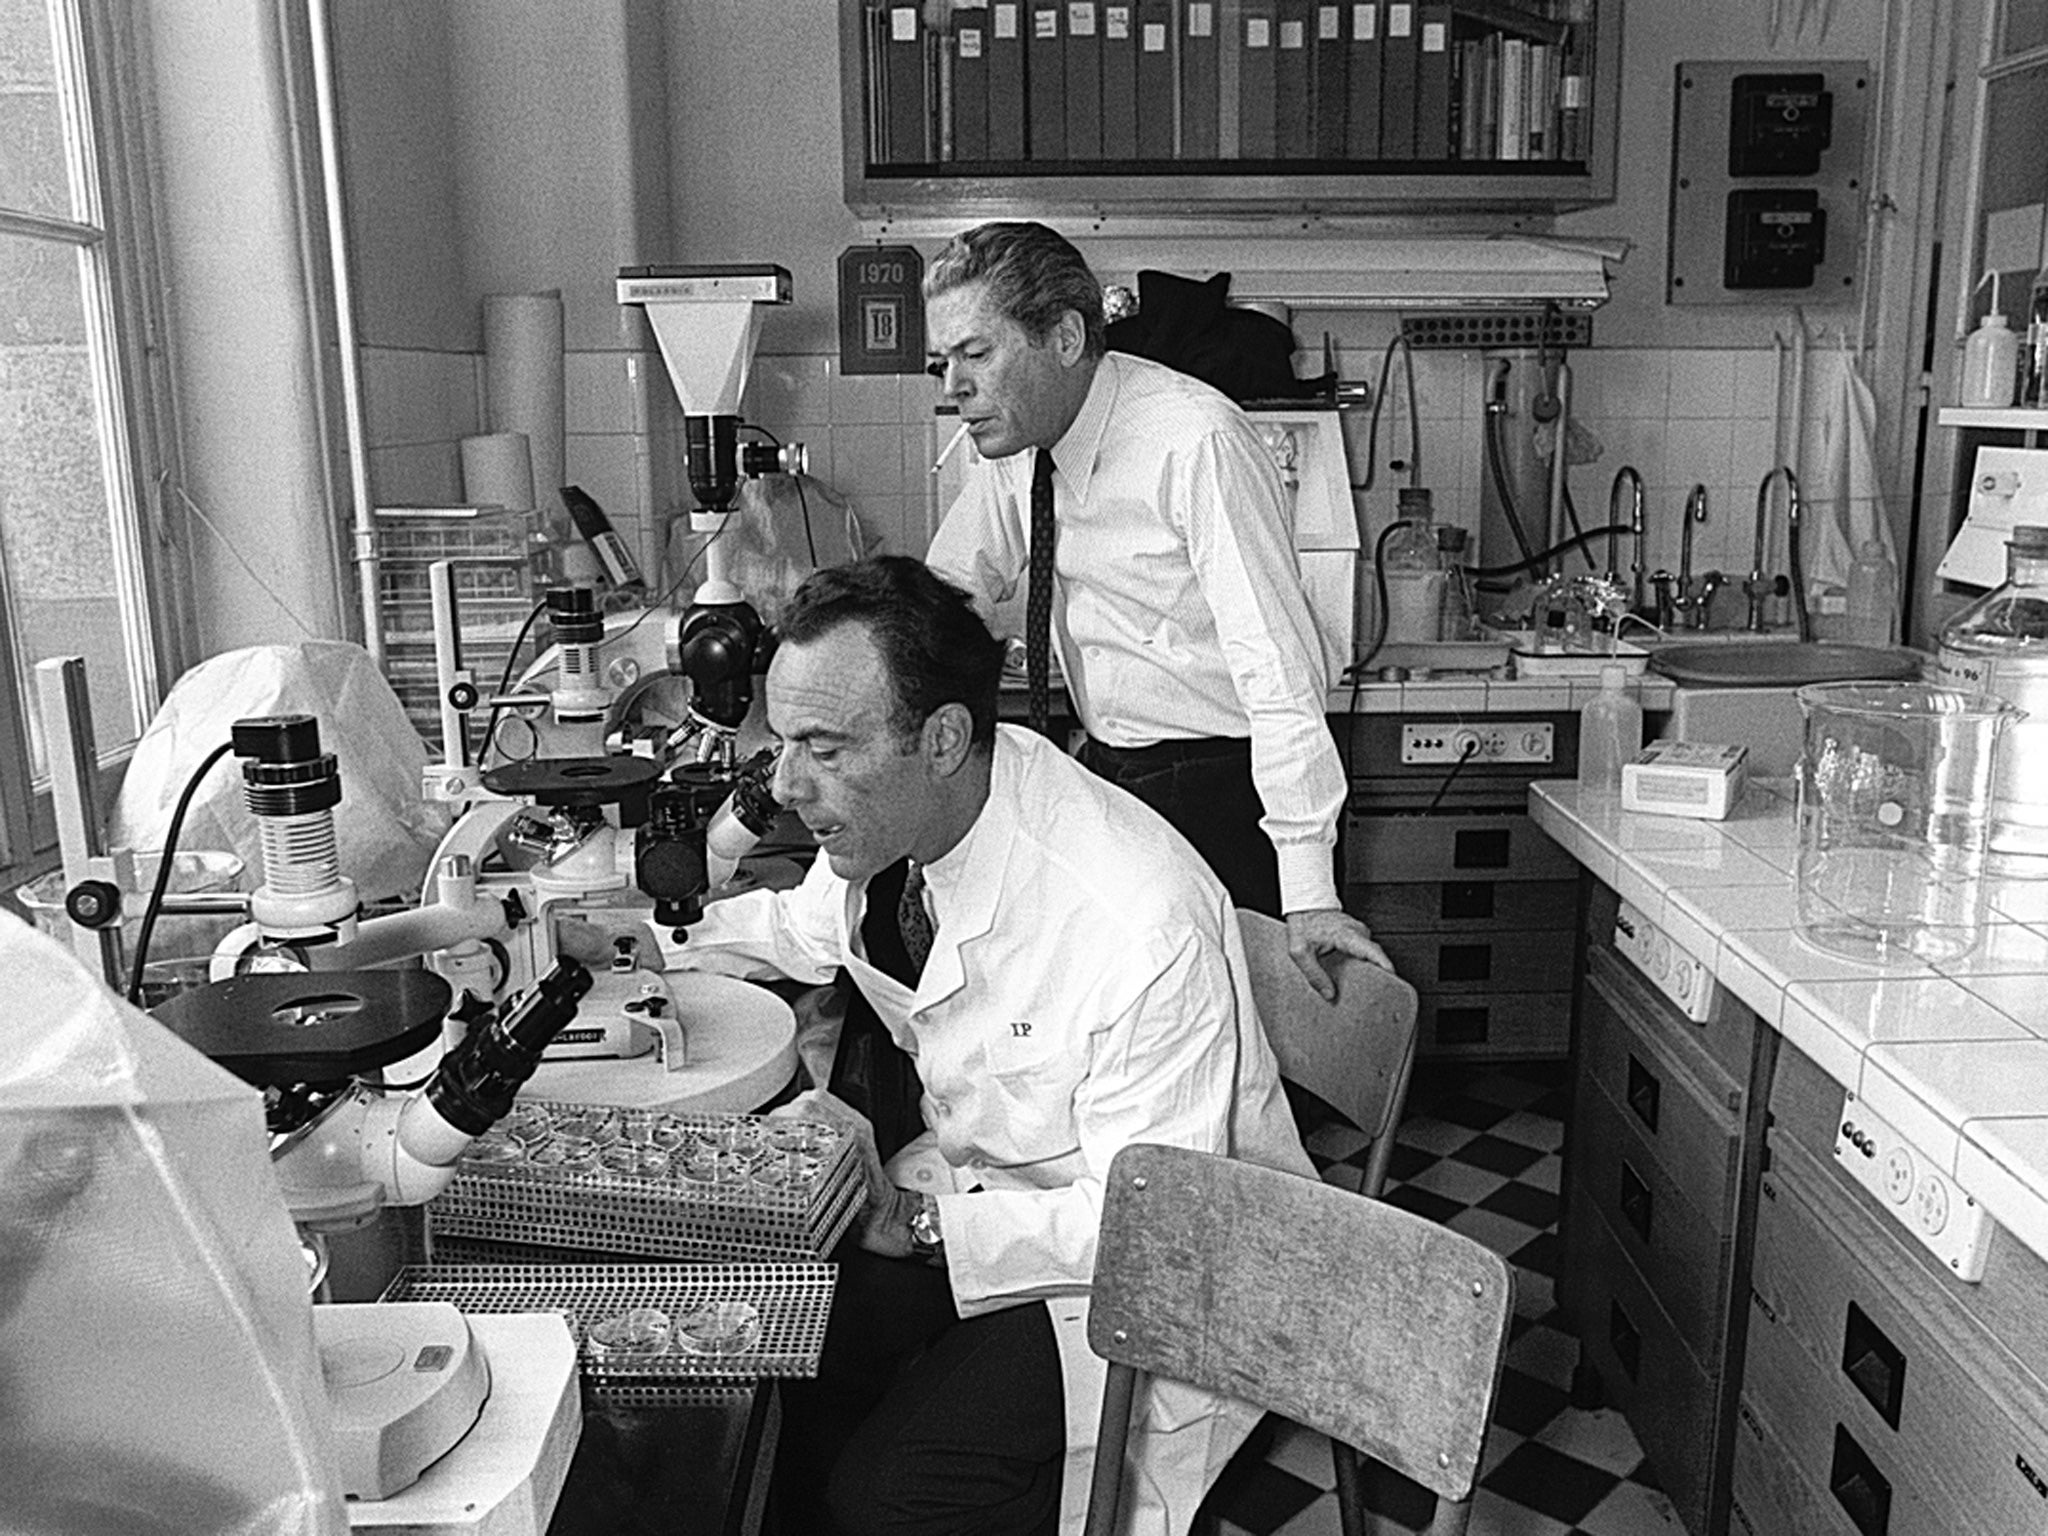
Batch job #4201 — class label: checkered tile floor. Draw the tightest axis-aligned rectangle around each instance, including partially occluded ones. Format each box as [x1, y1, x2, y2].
[1196, 1061, 1688, 1536]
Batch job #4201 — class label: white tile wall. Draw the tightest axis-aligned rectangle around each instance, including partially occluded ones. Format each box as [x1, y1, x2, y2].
[360, 338, 1805, 640]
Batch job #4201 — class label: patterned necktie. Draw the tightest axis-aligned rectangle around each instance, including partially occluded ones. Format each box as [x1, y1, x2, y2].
[898, 860, 935, 979]
[1026, 447, 1057, 738]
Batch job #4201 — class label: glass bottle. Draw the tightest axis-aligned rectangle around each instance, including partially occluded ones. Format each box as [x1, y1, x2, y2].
[1936, 524, 2048, 872]
[1380, 487, 1446, 645]
[1577, 664, 1642, 794]
[1845, 539, 1898, 647]
[1435, 524, 1476, 641]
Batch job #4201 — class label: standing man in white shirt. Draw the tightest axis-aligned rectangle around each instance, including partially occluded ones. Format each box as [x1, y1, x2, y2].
[922, 220, 1388, 1000]
[670, 556, 1312, 1536]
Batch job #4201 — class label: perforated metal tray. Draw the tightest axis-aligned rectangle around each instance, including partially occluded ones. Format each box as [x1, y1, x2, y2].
[428, 1105, 862, 1264]
[380, 1262, 836, 1408]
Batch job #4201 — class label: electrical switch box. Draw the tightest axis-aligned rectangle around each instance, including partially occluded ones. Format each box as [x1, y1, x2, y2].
[1728, 72, 1833, 176]
[1667, 59, 1870, 306]
[1724, 188, 1828, 288]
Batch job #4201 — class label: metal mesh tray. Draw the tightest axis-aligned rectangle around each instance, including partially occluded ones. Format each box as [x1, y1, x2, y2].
[380, 1262, 836, 1408]
[427, 1105, 863, 1264]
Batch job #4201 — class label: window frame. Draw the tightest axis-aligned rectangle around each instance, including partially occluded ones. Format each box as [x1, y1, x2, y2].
[0, 0, 188, 903]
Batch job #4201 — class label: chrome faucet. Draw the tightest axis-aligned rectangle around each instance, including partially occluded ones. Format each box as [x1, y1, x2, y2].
[1607, 466, 1645, 614]
[1746, 466, 1810, 640]
[1670, 485, 1723, 630]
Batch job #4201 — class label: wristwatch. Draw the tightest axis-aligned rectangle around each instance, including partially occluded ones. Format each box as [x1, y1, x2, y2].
[908, 1192, 944, 1259]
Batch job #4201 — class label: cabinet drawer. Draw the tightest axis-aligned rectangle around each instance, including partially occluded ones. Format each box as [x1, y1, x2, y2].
[1580, 963, 1742, 1199]
[1381, 930, 1577, 995]
[1565, 1200, 1724, 1536]
[1732, 1392, 1888, 1536]
[1588, 937, 1758, 1096]
[1343, 811, 1579, 884]
[1745, 1138, 2048, 1534]
[1347, 877, 1580, 935]
[1572, 1083, 1736, 1355]
[1419, 991, 1571, 1060]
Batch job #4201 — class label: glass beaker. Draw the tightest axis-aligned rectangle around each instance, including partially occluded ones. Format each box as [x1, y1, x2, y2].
[1796, 683, 2021, 964]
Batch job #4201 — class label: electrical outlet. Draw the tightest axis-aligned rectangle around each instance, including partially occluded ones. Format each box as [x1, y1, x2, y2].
[1400, 721, 1554, 765]
[1835, 1094, 1991, 1282]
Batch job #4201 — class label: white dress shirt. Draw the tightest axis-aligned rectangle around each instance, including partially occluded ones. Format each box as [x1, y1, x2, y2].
[669, 725, 1314, 1536]
[927, 349, 1350, 914]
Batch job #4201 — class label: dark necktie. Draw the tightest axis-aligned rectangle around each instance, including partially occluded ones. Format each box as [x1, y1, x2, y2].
[1026, 447, 1057, 738]
[899, 860, 935, 978]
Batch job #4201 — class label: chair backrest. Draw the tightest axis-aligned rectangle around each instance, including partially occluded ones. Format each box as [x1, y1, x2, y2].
[1084, 1143, 1515, 1536]
[1236, 909, 1420, 1197]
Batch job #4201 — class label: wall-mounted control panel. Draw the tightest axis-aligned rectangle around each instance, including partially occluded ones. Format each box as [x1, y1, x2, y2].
[1612, 900, 1715, 1023]
[1834, 1092, 1992, 1282]
[1667, 60, 1871, 305]
[1400, 720, 1555, 767]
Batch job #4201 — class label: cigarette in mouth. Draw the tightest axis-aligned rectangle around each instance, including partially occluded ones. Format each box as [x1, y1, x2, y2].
[932, 420, 970, 475]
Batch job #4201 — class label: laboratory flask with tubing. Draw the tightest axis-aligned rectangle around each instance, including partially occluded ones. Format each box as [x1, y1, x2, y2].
[1795, 682, 2021, 965]
[1936, 523, 2048, 873]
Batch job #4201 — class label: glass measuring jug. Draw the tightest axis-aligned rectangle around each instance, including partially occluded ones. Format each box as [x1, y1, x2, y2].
[1795, 683, 2021, 964]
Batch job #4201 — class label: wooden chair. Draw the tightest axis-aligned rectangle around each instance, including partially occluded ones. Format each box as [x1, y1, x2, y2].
[1236, 908, 1420, 1201]
[1084, 1143, 1515, 1536]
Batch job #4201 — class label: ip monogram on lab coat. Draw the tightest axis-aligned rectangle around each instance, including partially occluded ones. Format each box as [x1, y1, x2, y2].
[673, 727, 1316, 1535]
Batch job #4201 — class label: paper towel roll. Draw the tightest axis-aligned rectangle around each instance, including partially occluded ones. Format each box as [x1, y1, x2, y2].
[460, 431, 535, 512]
[484, 292, 565, 536]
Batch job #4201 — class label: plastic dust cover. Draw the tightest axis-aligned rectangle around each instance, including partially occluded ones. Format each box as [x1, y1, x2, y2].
[110, 640, 452, 905]
[0, 910, 346, 1534]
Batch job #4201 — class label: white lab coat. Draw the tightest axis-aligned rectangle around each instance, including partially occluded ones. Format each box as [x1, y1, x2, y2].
[674, 725, 1314, 1535]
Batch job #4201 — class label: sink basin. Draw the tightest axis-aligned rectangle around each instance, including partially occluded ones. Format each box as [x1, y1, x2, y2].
[1648, 641, 1923, 688]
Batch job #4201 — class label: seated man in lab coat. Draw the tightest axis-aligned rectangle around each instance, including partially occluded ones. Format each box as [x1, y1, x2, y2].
[669, 555, 1314, 1536]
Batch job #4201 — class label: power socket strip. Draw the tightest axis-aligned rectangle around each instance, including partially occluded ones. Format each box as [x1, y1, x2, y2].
[1835, 1093, 1991, 1282]
[1400, 721, 1555, 766]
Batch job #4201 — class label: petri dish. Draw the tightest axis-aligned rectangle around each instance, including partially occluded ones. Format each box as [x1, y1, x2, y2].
[527, 1135, 598, 1176]
[466, 1133, 525, 1167]
[585, 1306, 672, 1360]
[673, 1300, 761, 1357]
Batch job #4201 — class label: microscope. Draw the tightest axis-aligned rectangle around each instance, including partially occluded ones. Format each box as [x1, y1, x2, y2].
[618, 262, 804, 772]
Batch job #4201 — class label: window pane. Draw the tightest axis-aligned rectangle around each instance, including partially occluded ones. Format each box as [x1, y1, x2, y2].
[0, 228, 140, 772]
[0, 0, 74, 222]
[2007, 0, 2048, 60]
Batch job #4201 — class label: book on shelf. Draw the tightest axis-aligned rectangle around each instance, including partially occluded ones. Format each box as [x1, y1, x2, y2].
[1497, 33, 1525, 159]
[1312, 2, 1348, 158]
[1345, 0, 1382, 159]
[1136, 0, 1176, 157]
[1379, 0, 1417, 158]
[1414, 0, 1451, 158]
[1066, 0, 1104, 157]
[1215, 0, 1242, 158]
[1181, 0, 1221, 156]
[952, 1, 991, 159]
[884, 2, 931, 162]
[1102, 3, 1140, 157]
[1274, 0, 1314, 159]
[988, 1, 1027, 158]
[1238, 0, 1278, 160]
[1028, 1, 1067, 158]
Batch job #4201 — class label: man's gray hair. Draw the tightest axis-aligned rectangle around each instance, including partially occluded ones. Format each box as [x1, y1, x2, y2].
[923, 221, 1106, 359]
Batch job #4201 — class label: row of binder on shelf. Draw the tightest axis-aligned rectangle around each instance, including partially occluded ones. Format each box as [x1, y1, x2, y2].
[860, 0, 1595, 168]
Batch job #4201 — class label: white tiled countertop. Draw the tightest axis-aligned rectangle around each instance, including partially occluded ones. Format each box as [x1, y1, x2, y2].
[1530, 777, 2048, 1270]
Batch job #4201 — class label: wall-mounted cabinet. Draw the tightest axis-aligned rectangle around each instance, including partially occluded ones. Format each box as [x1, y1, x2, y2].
[841, 0, 1619, 217]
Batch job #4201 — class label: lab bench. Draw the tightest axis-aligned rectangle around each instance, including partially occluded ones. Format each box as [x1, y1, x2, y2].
[1532, 777, 2048, 1536]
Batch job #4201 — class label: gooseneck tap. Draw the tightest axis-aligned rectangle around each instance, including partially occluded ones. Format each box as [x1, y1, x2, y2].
[1669, 485, 1721, 631]
[1608, 466, 1645, 614]
[1747, 466, 1810, 640]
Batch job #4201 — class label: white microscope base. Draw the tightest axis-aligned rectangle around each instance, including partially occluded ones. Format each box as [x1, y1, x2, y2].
[345, 1312, 581, 1536]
